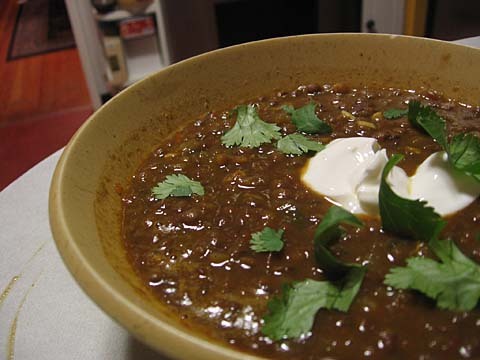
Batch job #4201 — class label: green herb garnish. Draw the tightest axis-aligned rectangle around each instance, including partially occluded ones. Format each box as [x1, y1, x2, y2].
[407, 101, 480, 181]
[314, 206, 364, 276]
[262, 267, 365, 341]
[151, 174, 204, 199]
[407, 101, 448, 149]
[379, 154, 446, 240]
[221, 105, 281, 148]
[277, 133, 325, 155]
[262, 206, 366, 341]
[385, 237, 480, 311]
[448, 133, 480, 181]
[250, 227, 285, 253]
[383, 108, 408, 119]
[283, 103, 332, 134]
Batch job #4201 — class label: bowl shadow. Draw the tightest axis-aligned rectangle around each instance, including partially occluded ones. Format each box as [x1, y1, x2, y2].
[127, 335, 172, 360]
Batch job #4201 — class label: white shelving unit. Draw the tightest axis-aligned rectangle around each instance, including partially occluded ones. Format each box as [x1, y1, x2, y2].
[65, 0, 171, 109]
[123, 34, 164, 86]
[94, 4, 156, 22]
[67, 0, 406, 110]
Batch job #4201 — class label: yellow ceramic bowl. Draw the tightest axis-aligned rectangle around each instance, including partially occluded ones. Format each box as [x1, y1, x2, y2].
[49, 34, 480, 359]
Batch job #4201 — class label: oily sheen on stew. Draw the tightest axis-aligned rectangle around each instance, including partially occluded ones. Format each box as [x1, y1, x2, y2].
[122, 84, 480, 359]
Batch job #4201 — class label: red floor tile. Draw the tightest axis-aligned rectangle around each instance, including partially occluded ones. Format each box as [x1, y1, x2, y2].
[0, 106, 92, 191]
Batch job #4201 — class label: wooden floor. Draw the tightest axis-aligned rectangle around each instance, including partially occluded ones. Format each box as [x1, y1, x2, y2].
[0, 0, 92, 190]
[0, 0, 91, 122]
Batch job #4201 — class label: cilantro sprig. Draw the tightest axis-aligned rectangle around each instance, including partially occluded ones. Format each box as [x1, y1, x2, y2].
[383, 108, 408, 119]
[379, 151, 480, 311]
[250, 227, 285, 253]
[262, 206, 366, 341]
[448, 133, 480, 181]
[379, 154, 446, 240]
[151, 174, 204, 199]
[262, 267, 365, 341]
[314, 206, 364, 276]
[385, 237, 480, 311]
[277, 133, 325, 155]
[407, 101, 480, 181]
[407, 101, 449, 149]
[221, 105, 281, 148]
[283, 103, 332, 134]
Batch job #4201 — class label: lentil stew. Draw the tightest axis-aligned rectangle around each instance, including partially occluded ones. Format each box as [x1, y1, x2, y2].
[122, 84, 480, 359]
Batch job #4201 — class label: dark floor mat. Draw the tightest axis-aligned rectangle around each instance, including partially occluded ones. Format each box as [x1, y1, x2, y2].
[7, 0, 76, 61]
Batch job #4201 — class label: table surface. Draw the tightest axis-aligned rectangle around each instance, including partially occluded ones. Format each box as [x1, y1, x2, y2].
[0, 151, 167, 360]
[1, 36, 479, 360]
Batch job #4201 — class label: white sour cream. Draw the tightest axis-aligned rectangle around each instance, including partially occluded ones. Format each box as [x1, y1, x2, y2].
[302, 137, 480, 216]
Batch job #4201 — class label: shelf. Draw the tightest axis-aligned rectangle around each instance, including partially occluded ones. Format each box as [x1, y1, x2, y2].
[94, 1, 156, 22]
[123, 35, 164, 87]
[67, 0, 169, 107]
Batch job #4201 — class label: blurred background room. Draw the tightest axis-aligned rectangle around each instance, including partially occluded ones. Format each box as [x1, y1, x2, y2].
[1, 0, 479, 190]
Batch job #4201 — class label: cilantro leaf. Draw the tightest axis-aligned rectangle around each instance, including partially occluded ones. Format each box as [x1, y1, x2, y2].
[379, 154, 446, 240]
[221, 105, 281, 148]
[383, 108, 408, 119]
[448, 133, 480, 181]
[407, 102, 480, 181]
[407, 100, 421, 127]
[250, 227, 284, 252]
[407, 101, 448, 149]
[428, 236, 477, 267]
[314, 206, 364, 276]
[262, 280, 336, 341]
[283, 103, 332, 134]
[384, 237, 480, 311]
[332, 267, 366, 312]
[152, 174, 204, 199]
[261, 207, 367, 341]
[277, 133, 325, 155]
[262, 267, 366, 341]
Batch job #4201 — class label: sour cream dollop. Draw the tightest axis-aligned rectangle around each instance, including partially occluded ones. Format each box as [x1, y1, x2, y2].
[302, 137, 480, 216]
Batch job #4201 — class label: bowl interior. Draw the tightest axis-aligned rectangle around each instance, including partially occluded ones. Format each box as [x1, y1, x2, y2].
[49, 34, 480, 360]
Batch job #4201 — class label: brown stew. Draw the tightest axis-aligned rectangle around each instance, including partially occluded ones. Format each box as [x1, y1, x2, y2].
[122, 84, 480, 359]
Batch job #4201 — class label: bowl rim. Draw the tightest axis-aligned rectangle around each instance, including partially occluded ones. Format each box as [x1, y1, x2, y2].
[49, 33, 480, 359]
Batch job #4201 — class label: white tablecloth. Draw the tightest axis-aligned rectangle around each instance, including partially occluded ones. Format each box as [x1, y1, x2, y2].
[1, 36, 479, 360]
[0, 151, 166, 359]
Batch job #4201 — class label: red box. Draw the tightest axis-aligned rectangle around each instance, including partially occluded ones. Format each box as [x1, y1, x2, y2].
[120, 16, 155, 40]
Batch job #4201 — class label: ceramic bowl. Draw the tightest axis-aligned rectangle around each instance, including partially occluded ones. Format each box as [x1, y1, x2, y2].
[49, 34, 480, 359]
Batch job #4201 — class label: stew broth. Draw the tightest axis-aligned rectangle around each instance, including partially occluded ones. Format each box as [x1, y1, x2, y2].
[122, 84, 480, 359]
